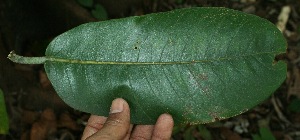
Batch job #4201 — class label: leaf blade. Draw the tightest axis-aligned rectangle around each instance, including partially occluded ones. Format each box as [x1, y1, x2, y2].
[44, 7, 286, 124]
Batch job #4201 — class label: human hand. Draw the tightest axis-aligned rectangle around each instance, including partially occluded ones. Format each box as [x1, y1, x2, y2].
[81, 98, 174, 140]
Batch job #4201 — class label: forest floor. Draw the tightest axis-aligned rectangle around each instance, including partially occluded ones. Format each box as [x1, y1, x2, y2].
[0, 0, 300, 139]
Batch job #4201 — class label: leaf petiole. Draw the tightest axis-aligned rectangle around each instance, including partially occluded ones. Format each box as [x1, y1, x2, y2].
[7, 51, 47, 64]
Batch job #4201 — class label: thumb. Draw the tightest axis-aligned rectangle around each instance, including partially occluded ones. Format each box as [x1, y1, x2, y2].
[87, 98, 131, 140]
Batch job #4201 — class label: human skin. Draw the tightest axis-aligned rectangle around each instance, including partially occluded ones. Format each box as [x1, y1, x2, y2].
[81, 98, 174, 140]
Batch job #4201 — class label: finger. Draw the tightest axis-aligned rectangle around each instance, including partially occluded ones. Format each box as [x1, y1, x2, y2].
[88, 98, 131, 140]
[124, 124, 134, 139]
[152, 114, 174, 140]
[130, 125, 154, 140]
[81, 115, 107, 140]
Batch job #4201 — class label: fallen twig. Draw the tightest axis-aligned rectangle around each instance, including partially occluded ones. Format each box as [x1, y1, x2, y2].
[271, 95, 291, 125]
[276, 6, 291, 32]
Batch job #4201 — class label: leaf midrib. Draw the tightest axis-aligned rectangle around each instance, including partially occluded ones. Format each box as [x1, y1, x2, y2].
[46, 51, 282, 65]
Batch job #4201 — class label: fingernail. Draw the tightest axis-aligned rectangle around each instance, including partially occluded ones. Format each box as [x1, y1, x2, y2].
[110, 98, 124, 114]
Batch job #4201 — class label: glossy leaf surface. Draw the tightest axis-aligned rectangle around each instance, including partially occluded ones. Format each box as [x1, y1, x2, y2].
[44, 7, 286, 124]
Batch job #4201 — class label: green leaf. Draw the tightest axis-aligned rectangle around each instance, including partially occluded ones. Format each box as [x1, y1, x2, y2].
[172, 125, 182, 135]
[252, 134, 262, 140]
[91, 4, 108, 20]
[77, 0, 93, 8]
[198, 125, 212, 140]
[252, 127, 276, 140]
[0, 89, 9, 134]
[288, 98, 300, 112]
[175, 0, 184, 4]
[183, 126, 196, 140]
[260, 127, 276, 140]
[8, 7, 286, 125]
